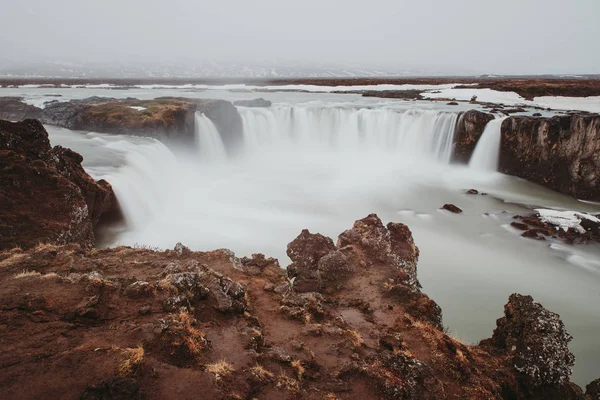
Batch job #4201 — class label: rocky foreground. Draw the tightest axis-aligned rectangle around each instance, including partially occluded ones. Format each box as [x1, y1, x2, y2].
[0, 216, 596, 400]
[1, 119, 600, 398]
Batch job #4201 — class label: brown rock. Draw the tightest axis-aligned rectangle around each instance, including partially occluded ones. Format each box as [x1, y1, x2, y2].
[0, 119, 115, 250]
[500, 114, 600, 201]
[441, 204, 463, 213]
[452, 110, 495, 163]
[510, 222, 529, 231]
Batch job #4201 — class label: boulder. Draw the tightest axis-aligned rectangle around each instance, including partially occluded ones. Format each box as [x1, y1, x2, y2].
[586, 378, 600, 399]
[441, 204, 463, 213]
[486, 294, 575, 388]
[0, 119, 116, 250]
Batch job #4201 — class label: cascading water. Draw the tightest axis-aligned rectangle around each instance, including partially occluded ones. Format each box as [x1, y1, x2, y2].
[238, 106, 459, 163]
[469, 117, 509, 171]
[195, 112, 227, 162]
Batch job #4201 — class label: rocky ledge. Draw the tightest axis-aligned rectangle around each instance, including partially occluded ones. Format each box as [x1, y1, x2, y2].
[0, 96, 244, 152]
[453, 110, 600, 201]
[0, 214, 592, 399]
[0, 119, 116, 250]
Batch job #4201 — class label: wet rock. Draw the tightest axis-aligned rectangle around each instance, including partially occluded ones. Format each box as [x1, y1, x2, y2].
[452, 110, 495, 163]
[488, 294, 575, 388]
[447, 101, 459, 105]
[500, 114, 600, 201]
[532, 112, 542, 117]
[233, 98, 272, 107]
[510, 222, 529, 231]
[441, 204, 463, 213]
[466, 189, 479, 195]
[521, 229, 546, 240]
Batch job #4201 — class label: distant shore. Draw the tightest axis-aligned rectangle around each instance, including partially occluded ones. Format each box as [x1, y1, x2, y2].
[2, 76, 600, 99]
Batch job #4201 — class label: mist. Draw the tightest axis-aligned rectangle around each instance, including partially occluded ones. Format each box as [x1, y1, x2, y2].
[1, 0, 599, 75]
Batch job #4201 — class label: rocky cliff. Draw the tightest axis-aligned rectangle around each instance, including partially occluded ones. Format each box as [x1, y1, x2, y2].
[0, 119, 116, 250]
[453, 110, 495, 163]
[453, 110, 600, 201]
[499, 114, 600, 200]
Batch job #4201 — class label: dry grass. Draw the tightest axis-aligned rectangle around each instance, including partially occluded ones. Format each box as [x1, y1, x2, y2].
[175, 310, 207, 357]
[276, 373, 300, 391]
[291, 360, 305, 381]
[13, 270, 41, 279]
[345, 329, 364, 349]
[117, 345, 145, 377]
[40, 272, 59, 280]
[205, 360, 234, 377]
[250, 363, 274, 380]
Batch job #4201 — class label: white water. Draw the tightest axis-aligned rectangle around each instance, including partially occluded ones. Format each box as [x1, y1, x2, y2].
[44, 100, 600, 387]
[239, 106, 458, 163]
[469, 117, 508, 171]
[195, 112, 227, 162]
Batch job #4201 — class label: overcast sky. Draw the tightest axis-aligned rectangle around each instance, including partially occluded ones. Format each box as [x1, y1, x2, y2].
[2, 0, 599, 75]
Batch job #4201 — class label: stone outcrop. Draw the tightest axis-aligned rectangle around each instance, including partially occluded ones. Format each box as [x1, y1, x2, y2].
[0, 96, 245, 153]
[486, 294, 575, 389]
[0, 97, 42, 121]
[499, 114, 600, 201]
[452, 109, 495, 163]
[0, 119, 115, 250]
[39, 97, 197, 145]
[233, 98, 272, 107]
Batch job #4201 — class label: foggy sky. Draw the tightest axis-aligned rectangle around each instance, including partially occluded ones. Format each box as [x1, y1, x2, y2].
[2, 0, 599, 75]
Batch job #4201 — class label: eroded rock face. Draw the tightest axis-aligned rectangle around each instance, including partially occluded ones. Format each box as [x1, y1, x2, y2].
[500, 114, 600, 201]
[488, 294, 575, 388]
[0, 119, 115, 249]
[452, 110, 495, 163]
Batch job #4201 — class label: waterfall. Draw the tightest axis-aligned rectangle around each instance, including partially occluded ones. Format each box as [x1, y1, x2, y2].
[238, 106, 459, 163]
[469, 117, 508, 171]
[99, 138, 177, 229]
[195, 112, 227, 162]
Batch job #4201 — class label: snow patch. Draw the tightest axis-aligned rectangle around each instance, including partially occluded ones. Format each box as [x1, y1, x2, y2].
[129, 106, 147, 111]
[535, 209, 600, 233]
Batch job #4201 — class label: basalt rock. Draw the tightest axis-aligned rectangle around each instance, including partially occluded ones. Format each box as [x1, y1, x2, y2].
[485, 294, 575, 390]
[452, 110, 495, 163]
[0, 119, 116, 249]
[499, 114, 600, 201]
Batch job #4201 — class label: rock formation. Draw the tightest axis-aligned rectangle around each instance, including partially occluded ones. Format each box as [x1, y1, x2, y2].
[233, 98, 272, 107]
[453, 110, 600, 201]
[0, 119, 115, 250]
[499, 114, 600, 201]
[452, 110, 495, 163]
[0, 96, 244, 153]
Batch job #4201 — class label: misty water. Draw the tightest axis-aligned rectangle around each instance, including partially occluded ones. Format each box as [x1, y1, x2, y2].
[31, 88, 600, 387]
